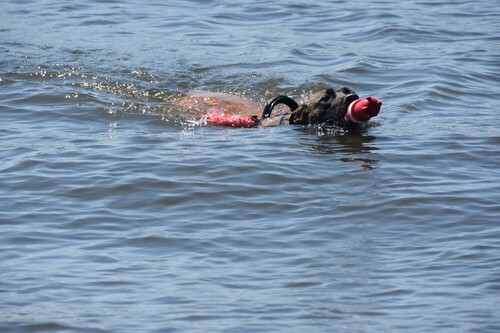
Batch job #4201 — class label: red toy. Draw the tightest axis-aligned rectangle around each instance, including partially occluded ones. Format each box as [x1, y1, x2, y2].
[344, 96, 382, 124]
[206, 108, 258, 128]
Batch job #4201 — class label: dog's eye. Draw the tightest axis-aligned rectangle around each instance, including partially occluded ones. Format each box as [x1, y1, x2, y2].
[340, 87, 352, 94]
[319, 95, 331, 103]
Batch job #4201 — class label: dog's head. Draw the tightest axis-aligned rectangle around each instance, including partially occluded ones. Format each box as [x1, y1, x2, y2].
[289, 87, 359, 125]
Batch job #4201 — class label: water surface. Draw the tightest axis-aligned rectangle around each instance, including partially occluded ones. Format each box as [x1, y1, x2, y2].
[1, 1, 499, 332]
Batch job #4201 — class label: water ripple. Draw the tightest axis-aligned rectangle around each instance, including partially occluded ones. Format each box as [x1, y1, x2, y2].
[1, 0, 500, 332]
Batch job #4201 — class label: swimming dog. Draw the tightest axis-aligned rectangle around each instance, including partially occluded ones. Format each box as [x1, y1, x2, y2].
[177, 87, 381, 129]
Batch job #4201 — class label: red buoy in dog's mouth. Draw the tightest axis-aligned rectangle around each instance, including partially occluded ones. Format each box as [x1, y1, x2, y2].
[344, 96, 382, 124]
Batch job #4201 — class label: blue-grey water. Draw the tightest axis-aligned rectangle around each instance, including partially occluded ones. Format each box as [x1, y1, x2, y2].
[1, 1, 500, 332]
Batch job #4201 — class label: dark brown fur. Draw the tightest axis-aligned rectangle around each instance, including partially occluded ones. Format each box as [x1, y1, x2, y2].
[289, 87, 359, 126]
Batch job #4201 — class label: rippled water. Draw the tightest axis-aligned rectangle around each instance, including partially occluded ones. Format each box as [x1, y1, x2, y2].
[1, 1, 500, 332]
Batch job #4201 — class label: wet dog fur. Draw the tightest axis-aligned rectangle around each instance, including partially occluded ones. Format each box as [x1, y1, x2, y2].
[288, 87, 359, 126]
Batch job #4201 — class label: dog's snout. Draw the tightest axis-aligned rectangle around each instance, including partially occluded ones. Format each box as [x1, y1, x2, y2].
[344, 93, 359, 105]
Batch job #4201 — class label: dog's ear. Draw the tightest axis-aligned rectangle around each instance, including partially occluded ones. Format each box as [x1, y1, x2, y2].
[289, 105, 310, 124]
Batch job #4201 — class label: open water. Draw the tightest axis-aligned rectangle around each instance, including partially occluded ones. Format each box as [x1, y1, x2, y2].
[1, 1, 500, 332]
